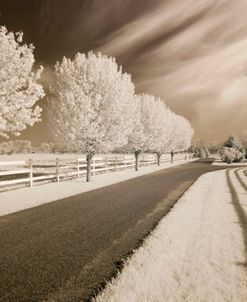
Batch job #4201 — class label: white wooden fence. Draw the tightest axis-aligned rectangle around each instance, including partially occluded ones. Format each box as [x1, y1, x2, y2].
[0, 153, 190, 191]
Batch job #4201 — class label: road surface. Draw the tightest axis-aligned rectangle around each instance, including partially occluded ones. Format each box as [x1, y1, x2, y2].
[0, 159, 227, 302]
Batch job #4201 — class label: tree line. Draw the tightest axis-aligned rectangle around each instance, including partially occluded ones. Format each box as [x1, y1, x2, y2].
[0, 140, 79, 155]
[0, 26, 194, 181]
[190, 136, 247, 164]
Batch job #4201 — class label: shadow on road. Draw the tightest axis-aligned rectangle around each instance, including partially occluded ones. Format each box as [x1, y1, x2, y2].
[226, 169, 247, 267]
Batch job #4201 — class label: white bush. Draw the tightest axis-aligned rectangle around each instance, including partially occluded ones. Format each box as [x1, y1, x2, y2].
[220, 147, 243, 164]
[0, 26, 44, 138]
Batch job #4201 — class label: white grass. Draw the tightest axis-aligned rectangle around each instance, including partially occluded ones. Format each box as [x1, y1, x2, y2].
[0, 152, 173, 161]
[94, 168, 247, 302]
[213, 159, 247, 166]
[0, 153, 87, 161]
[0, 159, 191, 217]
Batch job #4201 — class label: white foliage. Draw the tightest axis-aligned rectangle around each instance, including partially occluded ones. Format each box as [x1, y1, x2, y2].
[46, 51, 193, 157]
[127, 94, 168, 153]
[127, 93, 193, 155]
[0, 26, 44, 138]
[47, 52, 135, 154]
[0, 139, 32, 154]
[126, 95, 146, 152]
[168, 114, 194, 152]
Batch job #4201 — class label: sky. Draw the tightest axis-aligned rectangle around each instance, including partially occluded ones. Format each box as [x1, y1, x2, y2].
[1, 0, 247, 143]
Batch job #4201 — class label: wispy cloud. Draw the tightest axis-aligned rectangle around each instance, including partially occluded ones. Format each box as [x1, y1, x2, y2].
[3, 0, 246, 141]
[98, 0, 247, 141]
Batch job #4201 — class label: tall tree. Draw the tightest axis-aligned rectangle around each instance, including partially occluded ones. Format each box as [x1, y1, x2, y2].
[126, 95, 146, 171]
[127, 94, 173, 169]
[0, 26, 44, 138]
[173, 115, 194, 152]
[47, 52, 135, 181]
[166, 113, 194, 154]
[144, 100, 173, 166]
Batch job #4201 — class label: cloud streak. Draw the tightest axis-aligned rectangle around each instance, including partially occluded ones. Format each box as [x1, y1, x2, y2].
[1, 0, 247, 142]
[98, 0, 247, 141]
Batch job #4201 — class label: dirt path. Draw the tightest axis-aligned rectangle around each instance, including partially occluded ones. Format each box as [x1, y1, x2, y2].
[95, 168, 247, 302]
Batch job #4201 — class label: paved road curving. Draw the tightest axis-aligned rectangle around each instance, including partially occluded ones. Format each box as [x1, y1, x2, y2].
[0, 159, 227, 302]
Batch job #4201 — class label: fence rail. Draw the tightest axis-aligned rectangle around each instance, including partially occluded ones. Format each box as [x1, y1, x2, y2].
[0, 153, 190, 191]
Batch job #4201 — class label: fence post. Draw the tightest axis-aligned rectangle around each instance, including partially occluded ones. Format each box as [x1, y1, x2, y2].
[93, 158, 96, 176]
[77, 158, 80, 178]
[115, 156, 118, 171]
[29, 159, 33, 187]
[105, 157, 107, 173]
[124, 155, 127, 170]
[56, 158, 60, 182]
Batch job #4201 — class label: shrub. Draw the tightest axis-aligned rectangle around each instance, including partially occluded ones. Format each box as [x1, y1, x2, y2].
[220, 147, 243, 164]
[193, 147, 209, 158]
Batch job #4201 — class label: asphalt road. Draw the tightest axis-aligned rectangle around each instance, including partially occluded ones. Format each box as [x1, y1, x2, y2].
[0, 159, 227, 302]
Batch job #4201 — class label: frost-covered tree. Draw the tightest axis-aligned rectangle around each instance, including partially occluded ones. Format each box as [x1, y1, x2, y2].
[127, 94, 194, 169]
[39, 142, 56, 154]
[140, 95, 171, 166]
[224, 135, 243, 151]
[147, 106, 193, 165]
[220, 147, 242, 164]
[126, 95, 147, 171]
[127, 94, 172, 169]
[220, 135, 245, 163]
[207, 141, 222, 154]
[147, 105, 173, 166]
[174, 115, 194, 151]
[240, 136, 247, 160]
[47, 52, 135, 181]
[0, 26, 44, 138]
[166, 113, 194, 154]
[13, 140, 32, 153]
[189, 139, 209, 159]
[0, 140, 32, 154]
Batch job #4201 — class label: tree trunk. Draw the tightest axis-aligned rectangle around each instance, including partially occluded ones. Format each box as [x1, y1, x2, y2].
[241, 150, 246, 162]
[170, 151, 174, 164]
[134, 150, 140, 171]
[86, 152, 94, 182]
[157, 152, 162, 166]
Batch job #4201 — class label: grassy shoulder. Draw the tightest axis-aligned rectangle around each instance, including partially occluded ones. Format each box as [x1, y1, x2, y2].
[94, 168, 247, 302]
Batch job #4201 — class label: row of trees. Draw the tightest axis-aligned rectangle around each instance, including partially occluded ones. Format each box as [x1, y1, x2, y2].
[0, 140, 79, 155]
[189, 139, 210, 158]
[0, 26, 194, 181]
[0, 140, 32, 154]
[190, 136, 247, 163]
[47, 53, 194, 181]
